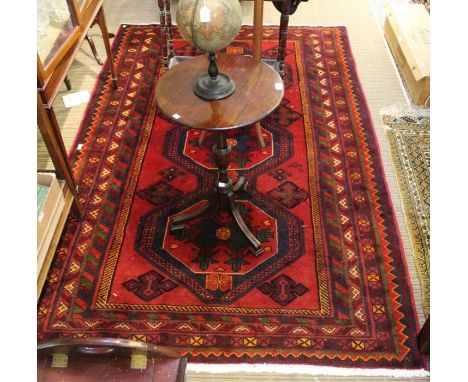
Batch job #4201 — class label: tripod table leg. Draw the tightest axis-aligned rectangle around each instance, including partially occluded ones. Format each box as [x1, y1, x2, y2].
[228, 194, 263, 256]
[170, 198, 214, 232]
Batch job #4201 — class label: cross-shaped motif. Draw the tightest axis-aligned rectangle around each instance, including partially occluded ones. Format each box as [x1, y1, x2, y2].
[267, 181, 309, 209]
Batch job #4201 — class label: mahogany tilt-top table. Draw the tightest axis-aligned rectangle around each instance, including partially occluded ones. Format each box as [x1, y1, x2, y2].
[155, 53, 284, 255]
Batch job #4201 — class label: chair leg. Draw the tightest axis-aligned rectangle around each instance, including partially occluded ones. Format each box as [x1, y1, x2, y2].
[277, 0, 292, 77]
[254, 122, 266, 148]
[64, 76, 72, 91]
[165, 0, 175, 61]
[85, 34, 103, 65]
[197, 131, 207, 146]
[253, 0, 264, 61]
[96, 7, 118, 88]
[157, 0, 169, 70]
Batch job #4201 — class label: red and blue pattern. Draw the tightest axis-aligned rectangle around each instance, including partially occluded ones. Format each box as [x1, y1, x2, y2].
[37, 25, 424, 369]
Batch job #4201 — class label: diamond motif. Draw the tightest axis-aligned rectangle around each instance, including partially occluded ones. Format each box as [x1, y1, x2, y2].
[258, 274, 309, 306]
[265, 99, 302, 127]
[137, 181, 182, 206]
[123, 271, 178, 302]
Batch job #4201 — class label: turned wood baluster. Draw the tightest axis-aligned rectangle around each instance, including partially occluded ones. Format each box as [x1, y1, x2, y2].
[278, 0, 292, 77]
[213, 131, 232, 212]
[157, 0, 169, 69]
[165, 0, 175, 61]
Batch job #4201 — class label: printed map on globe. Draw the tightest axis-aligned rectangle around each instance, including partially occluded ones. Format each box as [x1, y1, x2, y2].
[176, 0, 242, 52]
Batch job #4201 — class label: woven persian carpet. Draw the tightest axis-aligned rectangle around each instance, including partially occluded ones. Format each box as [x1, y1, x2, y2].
[37, 25, 424, 369]
[383, 110, 430, 316]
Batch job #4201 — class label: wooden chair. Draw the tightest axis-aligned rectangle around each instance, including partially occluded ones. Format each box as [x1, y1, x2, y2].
[37, 338, 187, 382]
[63, 14, 116, 91]
[64, 34, 109, 91]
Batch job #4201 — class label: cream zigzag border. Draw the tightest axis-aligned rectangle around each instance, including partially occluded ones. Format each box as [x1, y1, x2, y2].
[382, 112, 430, 317]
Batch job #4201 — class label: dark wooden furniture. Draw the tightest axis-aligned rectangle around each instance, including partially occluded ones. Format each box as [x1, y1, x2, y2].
[64, 29, 116, 91]
[37, 0, 117, 299]
[157, 0, 175, 71]
[37, 0, 117, 216]
[155, 53, 283, 255]
[38, 338, 187, 382]
[157, 0, 307, 76]
[417, 316, 430, 354]
[160, 0, 297, 148]
[37, 93, 76, 301]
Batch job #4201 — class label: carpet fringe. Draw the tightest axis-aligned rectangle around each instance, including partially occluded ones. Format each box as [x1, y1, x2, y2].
[186, 363, 430, 377]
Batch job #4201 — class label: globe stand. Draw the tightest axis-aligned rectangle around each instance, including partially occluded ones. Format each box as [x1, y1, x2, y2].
[193, 52, 235, 100]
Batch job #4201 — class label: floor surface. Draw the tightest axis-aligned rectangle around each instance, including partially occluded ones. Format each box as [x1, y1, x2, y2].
[37, 1, 429, 380]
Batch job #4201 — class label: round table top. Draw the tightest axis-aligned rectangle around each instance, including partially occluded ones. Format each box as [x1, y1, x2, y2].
[155, 53, 284, 130]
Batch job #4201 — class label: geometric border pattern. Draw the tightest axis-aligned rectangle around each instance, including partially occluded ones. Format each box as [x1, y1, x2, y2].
[384, 113, 430, 316]
[37, 25, 424, 369]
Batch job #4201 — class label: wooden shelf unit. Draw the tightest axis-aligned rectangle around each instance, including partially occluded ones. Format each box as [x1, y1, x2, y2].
[37, 180, 74, 301]
[37, 0, 117, 298]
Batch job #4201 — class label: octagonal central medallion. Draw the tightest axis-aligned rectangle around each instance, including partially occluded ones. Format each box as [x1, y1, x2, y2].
[163, 200, 278, 274]
[135, 194, 304, 304]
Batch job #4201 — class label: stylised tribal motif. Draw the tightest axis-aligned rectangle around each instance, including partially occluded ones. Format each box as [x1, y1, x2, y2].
[384, 113, 430, 316]
[37, 25, 424, 369]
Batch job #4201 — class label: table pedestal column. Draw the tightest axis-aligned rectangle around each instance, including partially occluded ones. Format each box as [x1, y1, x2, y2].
[170, 130, 264, 256]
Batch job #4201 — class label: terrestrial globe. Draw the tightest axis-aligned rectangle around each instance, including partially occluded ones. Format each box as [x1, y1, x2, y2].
[175, 0, 243, 100]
